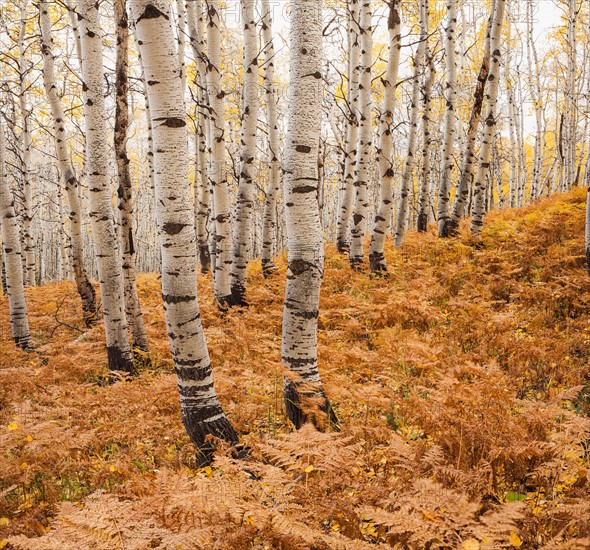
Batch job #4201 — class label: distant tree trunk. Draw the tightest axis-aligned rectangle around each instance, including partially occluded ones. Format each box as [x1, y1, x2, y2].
[260, 0, 280, 277]
[335, 0, 360, 253]
[78, 0, 134, 374]
[471, 0, 506, 235]
[114, 0, 149, 353]
[368, 0, 401, 272]
[0, 120, 31, 349]
[39, 0, 97, 327]
[506, 41, 518, 208]
[130, 0, 237, 462]
[437, 0, 458, 237]
[230, 0, 258, 306]
[394, 0, 427, 247]
[176, 0, 187, 93]
[282, 0, 337, 430]
[417, 50, 434, 232]
[448, 1, 495, 236]
[206, 0, 233, 306]
[349, 0, 372, 267]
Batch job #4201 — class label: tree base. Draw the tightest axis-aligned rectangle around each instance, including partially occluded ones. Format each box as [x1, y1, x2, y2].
[107, 345, 136, 377]
[336, 239, 350, 254]
[261, 259, 276, 278]
[349, 256, 364, 271]
[369, 252, 388, 274]
[199, 246, 211, 275]
[284, 379, 339, 432]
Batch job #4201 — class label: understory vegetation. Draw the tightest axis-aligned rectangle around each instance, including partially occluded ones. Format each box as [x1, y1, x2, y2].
[1, 189, 590, 549]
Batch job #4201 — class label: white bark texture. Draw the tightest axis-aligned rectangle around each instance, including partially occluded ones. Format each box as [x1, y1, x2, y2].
[368, 0, 401, 272]
[230, 0, 258, 305]
[78, 0, 134, 373]
[130, 0, 237, 459]
[282, 0, 336, 430]
[349, 0, 372, 267]
[0, 120, 31, 348]
[39, 0, 97, 327]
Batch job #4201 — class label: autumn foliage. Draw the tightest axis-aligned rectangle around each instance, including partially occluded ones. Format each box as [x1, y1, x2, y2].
[1, 190, 590, 548]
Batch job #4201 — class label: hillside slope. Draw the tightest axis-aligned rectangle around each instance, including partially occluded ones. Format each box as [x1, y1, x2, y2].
[1, 190, 590, 549]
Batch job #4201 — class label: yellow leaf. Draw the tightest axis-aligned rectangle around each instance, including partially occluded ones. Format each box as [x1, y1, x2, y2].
[0, 540, 8, 549]
[20, 462, 28, 469]
[304, 465, 314, 474]
[0, 518, 9, 527]
[7, 422, 18, 431]
[243, 513, 255, 525]
[462, 539, 480, 550]
[109, 465, 116, 472]
[26, 435, 33, 443]
[510, 533, 523, 548]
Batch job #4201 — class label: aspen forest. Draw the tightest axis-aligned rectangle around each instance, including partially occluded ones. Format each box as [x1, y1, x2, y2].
[3, 0, 590, 547]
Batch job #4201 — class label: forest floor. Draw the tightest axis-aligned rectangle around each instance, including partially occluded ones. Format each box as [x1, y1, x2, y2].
[1, 190, 590, 549]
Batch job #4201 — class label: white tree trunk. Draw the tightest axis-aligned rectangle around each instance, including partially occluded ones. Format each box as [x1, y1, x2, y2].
[230, 0, 258, 306]
[39, 0, 98, 326]
[349, 0, 372, 267]
[130, 0, 237, 461]
[0, 120, 31, 348]
[282, 0, 336, 430]
[368, 0, 401, 272]
[78, 0, 134, 373]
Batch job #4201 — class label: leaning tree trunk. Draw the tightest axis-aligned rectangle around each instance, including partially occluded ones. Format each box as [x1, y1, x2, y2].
[437, 0, 458, 237]
[349, 0, 373, 267]
[368, 0, 401, 272]
[205, 0, 233, 306]
[0, 120, 31, 349]
[114, 0, 149, 353]
[393, 0, 427, 248]
[78, 0, 134, 374]
[230, 0, 259, 306]
[260, 0, 280, 277]
[282, 0, 337, 430]
[471, 0, 506, 235]
[130, 0, 237, 463]
[448, 1, 495, 236]
[39, 0, 97, 326]
[335, 0, 360, 253]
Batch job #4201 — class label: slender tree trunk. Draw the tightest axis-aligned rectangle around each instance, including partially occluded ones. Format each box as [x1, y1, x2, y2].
[471, 0, 506, 235]
[282, 0, 336, 430]
[393, 0, 427, 247]
[39, 0, 97, 326]
[506, 42, 518, 208]
[230, 0, 258, 306]
[0, 120, 31, 349]
[130, 0, 237, 463]
[78, 0, 134, 373]
[437, 0, 458, 237]
[176, 0, 187, 93]
[349, 0, 372, 267]
[114, 0, 149, 353]
[205, 0, 233, 306]
[260, 0, 280, 277]
[335, 0, 360, 253]
[448, 1, 495, 236]
[368, 0, 401, 272]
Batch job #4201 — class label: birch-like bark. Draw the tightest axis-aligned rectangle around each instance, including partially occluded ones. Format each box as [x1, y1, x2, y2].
[260, 0, 280, 277]
[230, 0, 258, 305]
[39, 0, 97, 326]
[393, 0, 427, 247]
[176, 0, 187, 93]
[205, 0, 233, 305]
[114, 0, 149, 353]
[0, 120, 30, 348]
[448, 2, 495, 235]
[335, 0, 360, 253]
[368, 0, 401, 272]
[282, 0, 336, 430]
[506, 40, 518, 207]
[437, 0, 458, 237]
[471, 0, 506, 235]
[349, 0, 372, 267]
[130, 0, 237, 460]
[78, 0, 134, 373]
[18, 0, 35, 286]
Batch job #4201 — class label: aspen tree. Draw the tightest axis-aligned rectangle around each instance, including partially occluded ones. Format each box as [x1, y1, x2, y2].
[77, 0, 134, 373]
[0, 119, 30, 348]
[39, 0, 97, 326]
[114, 0, 149, 353]
[471, 0, 506, 235]
[282, 0, 337, 429]
[260, 0, 280, 277]
[336, 0, 360, 253]
[368, 0, 401, 272]
[349, 0, 372, 267]
[394, 0, 428, 248]
[176, 0, 187, 93]
[230, 0, 258, 305]
[129, 0, 238, 461]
